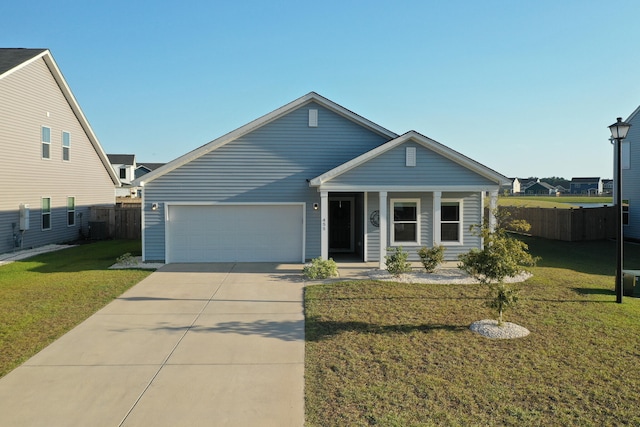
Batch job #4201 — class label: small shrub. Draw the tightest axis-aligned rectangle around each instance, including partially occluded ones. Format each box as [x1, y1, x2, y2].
[385, 246, 412, 277]
[303, 257, 338, 280]
[417, 245, 445, 273]
[116, 252, 137, 266]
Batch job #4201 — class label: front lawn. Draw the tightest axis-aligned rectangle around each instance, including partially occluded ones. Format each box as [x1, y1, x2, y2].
[305, 238, 640, 426]
[0, 240, 151, 377]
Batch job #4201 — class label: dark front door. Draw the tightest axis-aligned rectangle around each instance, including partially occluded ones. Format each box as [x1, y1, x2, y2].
[329, 198, 353, 252]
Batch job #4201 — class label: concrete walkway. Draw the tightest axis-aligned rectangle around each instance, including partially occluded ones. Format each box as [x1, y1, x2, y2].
[0, 263, 305, 427]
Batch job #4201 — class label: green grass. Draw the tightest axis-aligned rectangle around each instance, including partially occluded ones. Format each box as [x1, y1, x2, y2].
[0, 240, 151, 377]
[497, 196, 612, 209]
[305, 237, 640, 426]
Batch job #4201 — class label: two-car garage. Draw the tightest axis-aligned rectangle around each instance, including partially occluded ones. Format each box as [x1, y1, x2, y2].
[165, 204, 305, 263]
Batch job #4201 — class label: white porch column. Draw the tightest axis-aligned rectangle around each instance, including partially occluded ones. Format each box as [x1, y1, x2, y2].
[379, 191, 388, 269]
[320, 191, 328, 260]
[489, 190, 498, 232]
[433, 191, 442, 245]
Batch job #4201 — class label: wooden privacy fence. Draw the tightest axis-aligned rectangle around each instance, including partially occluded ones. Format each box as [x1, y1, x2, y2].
[497, 206, 616, 241]
[89, 206, 141, 240]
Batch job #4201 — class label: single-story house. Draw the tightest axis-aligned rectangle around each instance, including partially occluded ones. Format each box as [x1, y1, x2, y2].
[134, 92, 509, 268]
[524, 181, 558, 196]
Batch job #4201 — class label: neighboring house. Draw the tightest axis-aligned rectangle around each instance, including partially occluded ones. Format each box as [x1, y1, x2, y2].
[602, 179, 613, 195]
[620, 106, 640, 240]
[524, 181, 558, 196]
[0, 48, 119, 253]
[501, 178, 520, 195]
[135, 162, 165, 179]
[107, 154, 137, 197]
[134, 92, 508, 267]
[518, 178, 539, 194]
[570, 177, 602, 195]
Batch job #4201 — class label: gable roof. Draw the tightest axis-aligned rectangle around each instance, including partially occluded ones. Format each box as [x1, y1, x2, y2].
[137, 162, 165, 171]
[0, 48, 120, 186]
[134, 92, 398, 186]
[309, 131, 509, 187]
[0, 48, 47, 76]
[107, 154, 136, 165]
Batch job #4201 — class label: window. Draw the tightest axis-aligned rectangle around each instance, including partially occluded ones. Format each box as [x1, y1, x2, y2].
[119, 167, 127, 179]
[42, 126, 51, 159]
[391, 199, 420, 245]
[62, 132, 70, 161]
[42, 197, 51, 230]
[67, 197, 75, 226]
[441, 200, 462, 243]
[623, 200, 630, 226]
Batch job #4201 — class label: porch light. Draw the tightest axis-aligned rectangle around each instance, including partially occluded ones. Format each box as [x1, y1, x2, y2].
[608, 117, 631, 304]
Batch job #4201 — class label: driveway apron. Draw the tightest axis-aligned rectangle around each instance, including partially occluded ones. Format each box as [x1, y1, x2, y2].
[0, 263, 305, 427]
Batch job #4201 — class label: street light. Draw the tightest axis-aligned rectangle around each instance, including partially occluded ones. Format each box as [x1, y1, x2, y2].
[608, 117, 631, 304]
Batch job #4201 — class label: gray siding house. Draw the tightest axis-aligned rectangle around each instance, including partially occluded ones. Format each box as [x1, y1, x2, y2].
[621, 106, 640, 240]
[0, 48, 119, 253]
[135, 92, 508, 267]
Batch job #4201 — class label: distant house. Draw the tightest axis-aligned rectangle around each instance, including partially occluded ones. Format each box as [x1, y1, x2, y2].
[134, 92, 509, 266]
[107, 154, 137, 197]
[620, 106, 640, 240]
[501, 178, 520, 195]
[602, 179, 614, 195]
[519, 178, 539, 194]
[570, 177, 602, 195]
[524, 181, 558, 196]
[0, 48, 119, 253]
[135, 162, 165, 179]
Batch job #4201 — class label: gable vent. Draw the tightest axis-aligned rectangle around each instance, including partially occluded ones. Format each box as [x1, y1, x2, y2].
[308, 109, 318, 127]
[406, 147, 416, 167]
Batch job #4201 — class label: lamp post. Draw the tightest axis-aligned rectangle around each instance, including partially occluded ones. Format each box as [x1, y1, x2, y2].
[608, 117, 631, 304]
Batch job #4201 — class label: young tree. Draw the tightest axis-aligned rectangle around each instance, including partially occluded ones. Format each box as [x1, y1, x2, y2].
[458, 209, 539, 325]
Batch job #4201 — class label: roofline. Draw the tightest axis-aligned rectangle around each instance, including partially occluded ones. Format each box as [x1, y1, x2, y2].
[133, 92, 399, 186]
[309, 130, 510, 187]
[626, 105, 640, 123]
[0, 49, 48, 80]
[0, 50, 121, 186]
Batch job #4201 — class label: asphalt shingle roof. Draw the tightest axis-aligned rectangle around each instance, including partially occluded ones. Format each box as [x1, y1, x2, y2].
[0, 48, 47, 76]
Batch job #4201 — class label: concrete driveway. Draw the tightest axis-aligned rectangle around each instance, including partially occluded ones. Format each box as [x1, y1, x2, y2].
[0, 263, 305, 427]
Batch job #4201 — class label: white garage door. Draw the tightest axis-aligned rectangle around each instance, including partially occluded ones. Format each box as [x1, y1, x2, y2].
[166, 204, 304, 263]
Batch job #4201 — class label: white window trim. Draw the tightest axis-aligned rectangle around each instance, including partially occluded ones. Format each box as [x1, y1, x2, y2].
[42, 126, 51, 160]
[441, 198, 463, 246]
[390, 198, 421, 246]
[67, 196, 76, 227]
[62, 131, 70, 161]
[42, 197, 51, 231]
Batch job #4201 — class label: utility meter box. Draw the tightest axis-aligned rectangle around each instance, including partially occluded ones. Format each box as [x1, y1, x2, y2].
[19, 204, 30, 231]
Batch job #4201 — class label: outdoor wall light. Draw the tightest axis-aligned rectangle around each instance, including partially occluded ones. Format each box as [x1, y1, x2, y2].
[313, 203, 319, 210]
[151, 203, 159, 211]
[608, 117, 631, 304]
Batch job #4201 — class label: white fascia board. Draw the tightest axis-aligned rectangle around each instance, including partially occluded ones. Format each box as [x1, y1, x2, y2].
[0, 50, 48, 80]
[133, 92, 398, 187]
[41, 52, 121, 186]
[315, 184, 501, 192]
[625, 105, 640, 124]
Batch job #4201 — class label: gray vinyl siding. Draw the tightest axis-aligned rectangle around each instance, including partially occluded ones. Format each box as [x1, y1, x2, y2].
[366, 191, 482, 262]
[623, 115, 640, 240]
[143, 102, 389, 261]
[329, 141, 497, 187]
[366, 192, 380, 261]
[0, 57, 115, 253]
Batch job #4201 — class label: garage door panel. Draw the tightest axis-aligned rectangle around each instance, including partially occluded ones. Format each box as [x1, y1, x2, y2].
[167, 205, 303, 263]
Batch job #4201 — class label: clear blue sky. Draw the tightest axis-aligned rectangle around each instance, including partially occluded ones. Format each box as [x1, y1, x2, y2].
[4, 0, 640, 180]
